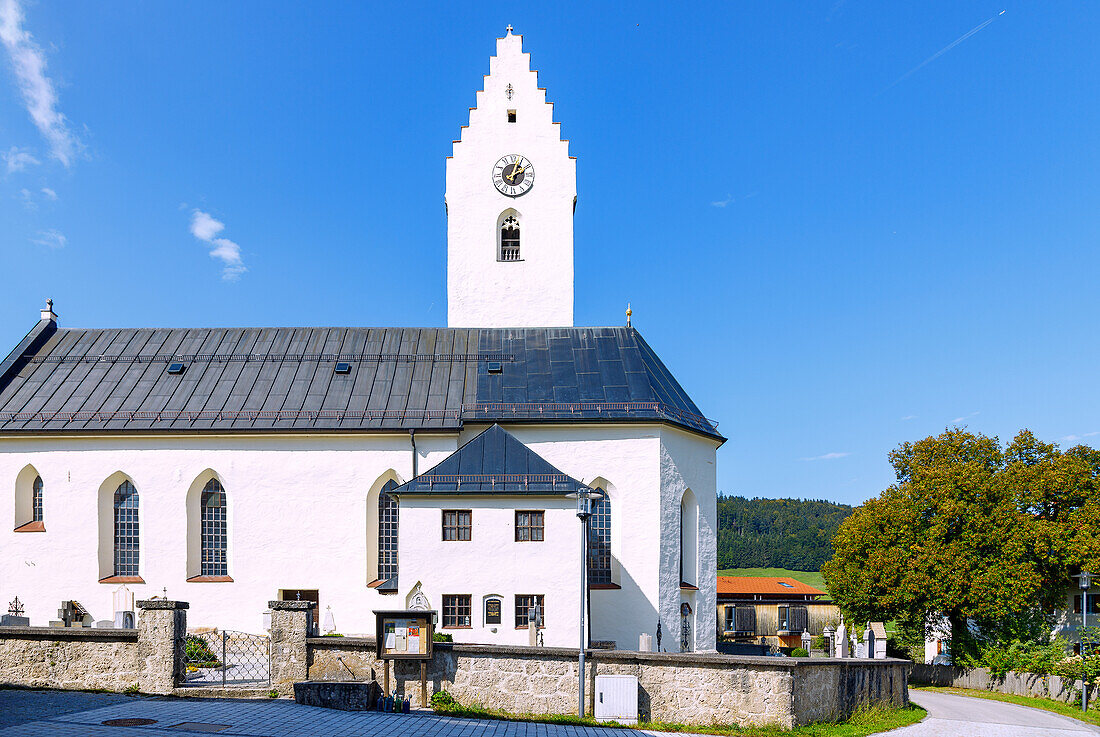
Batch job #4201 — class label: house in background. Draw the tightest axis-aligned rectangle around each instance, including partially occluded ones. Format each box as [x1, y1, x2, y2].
[717, 576, 838, 650]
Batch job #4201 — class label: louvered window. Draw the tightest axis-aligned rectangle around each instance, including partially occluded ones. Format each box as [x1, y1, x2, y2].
[778, 605, 809, 633]
[732, 605, 756, 634]
[500, 215, 520, 261]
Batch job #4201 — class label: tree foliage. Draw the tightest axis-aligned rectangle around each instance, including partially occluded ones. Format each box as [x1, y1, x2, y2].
[822, 428, 1100, 653]
[717, 495, 853, 571]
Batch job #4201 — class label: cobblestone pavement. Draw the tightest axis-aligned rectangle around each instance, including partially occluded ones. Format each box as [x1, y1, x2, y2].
[869, 688, 1100, 737]
[0, 689, 144, 729]
[0, 692, 707, 737]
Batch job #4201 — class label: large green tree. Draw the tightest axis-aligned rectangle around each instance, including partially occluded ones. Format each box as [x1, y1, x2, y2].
[823, 428, 1100, 652]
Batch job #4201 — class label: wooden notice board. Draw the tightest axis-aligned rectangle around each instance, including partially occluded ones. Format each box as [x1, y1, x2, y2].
[374, 610, 436, 660]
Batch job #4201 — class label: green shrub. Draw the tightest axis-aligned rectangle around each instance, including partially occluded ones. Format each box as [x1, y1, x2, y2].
[268, 689, 279, 698]
[431, 689, 457, 708]
[184, 635, 222, 667]
[811, 635, 825, 651]
[790, 647, 809, 657]
[433, 632, 453, 643]
[322, 633, 344, 637]
[123, 684, 140, 695]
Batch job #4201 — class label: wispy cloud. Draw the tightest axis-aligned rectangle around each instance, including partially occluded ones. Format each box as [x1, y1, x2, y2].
[0, 0, 82, 166]
[1061, 431, 1100, 444]
[881, 10, 1006, 94]
[189, 209, 247, 281]
[3, 145, 38, 173]
[40, 186, 55, 200]
[711, 193, 733, 208]
[31, 228, 65, 248]
[800, 452, 851, 462]
[951, 411, 980, 424]
[901, 415, 916, 421]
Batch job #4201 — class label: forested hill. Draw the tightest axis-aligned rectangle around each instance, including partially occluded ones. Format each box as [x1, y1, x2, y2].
[717, 495, 854, 572]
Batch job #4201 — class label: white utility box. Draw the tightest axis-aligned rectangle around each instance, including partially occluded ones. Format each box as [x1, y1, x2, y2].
[594, 674, 639, 724]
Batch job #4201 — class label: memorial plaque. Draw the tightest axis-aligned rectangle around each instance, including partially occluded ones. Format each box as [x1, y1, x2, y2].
[485, 598, 501, 625]
[374, 610, 435, 660]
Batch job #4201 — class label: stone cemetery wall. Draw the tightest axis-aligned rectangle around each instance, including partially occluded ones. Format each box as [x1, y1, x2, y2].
[909, 663, 1098, 704]
[0, 600, 187, 695]
[306, 636, 908, 729]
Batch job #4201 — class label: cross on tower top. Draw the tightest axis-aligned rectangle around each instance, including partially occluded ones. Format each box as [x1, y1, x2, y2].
[506, 25, 513, 33]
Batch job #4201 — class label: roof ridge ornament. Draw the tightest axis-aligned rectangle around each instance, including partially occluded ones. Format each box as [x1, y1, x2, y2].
[626, 303, 632, 327]
[41, 298, 57, 323]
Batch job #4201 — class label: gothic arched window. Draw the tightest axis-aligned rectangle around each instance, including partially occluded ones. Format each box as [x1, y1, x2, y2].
[32, 475, 43, 523]
[588, 495, 612, 584]
[378, 480, 399, 581]
[499, 213, 521, 261]
[200, 479, 228, 576]
[113, 480, 140, 577]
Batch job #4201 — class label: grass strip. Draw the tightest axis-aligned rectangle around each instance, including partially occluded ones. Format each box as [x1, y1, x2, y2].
[913, 685, 1100, 728]
[432, 702, 925, 736]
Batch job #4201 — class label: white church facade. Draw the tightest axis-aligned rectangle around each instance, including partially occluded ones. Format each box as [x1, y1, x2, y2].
[0, 30, 722, 652]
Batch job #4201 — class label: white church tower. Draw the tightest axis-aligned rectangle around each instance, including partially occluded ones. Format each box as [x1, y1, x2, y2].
[446, 28, 576, 328]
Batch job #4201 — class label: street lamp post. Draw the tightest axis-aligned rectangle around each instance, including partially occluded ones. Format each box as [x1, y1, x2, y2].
[567, 487, 603, 718]
[1080, 572, 1093, 713]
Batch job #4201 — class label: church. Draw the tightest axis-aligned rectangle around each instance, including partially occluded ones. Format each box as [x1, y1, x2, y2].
[0, 29, 722, 652]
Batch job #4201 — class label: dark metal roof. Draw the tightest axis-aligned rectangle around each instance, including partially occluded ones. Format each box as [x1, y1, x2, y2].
[394, 424, 589, 495]
[0, 323, 721, 440]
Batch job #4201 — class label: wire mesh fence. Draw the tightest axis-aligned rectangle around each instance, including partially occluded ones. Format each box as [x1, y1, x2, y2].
[179, 630, 270, 687]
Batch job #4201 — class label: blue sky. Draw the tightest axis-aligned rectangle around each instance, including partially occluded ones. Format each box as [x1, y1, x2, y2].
[2, 2, 1098, 507]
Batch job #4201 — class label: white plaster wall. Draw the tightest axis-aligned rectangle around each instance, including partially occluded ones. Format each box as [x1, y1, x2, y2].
[446, 31, 576, 328]
[397, 497, 580, 648]
[659, 427, 720, 652]
[0, 433, 456, 635]
[455, 424, 665, 651]
[1, 422, 713, 651]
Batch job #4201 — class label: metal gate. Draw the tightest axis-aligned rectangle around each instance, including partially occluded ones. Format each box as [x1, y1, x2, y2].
[180, 630, 271, 687]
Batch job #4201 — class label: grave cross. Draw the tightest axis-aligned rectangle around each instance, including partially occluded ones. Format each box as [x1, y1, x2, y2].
[8, 596, 23, 616]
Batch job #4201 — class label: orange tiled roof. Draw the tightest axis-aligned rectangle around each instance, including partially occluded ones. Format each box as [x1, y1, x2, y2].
[717, 576, 826, 597]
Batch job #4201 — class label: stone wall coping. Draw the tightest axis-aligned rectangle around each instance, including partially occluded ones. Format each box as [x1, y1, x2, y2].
[304, 636, 908, 668]
[269, 600, 313, 611]
[136, 599, 189, 610]
[0, 625, 138, 641]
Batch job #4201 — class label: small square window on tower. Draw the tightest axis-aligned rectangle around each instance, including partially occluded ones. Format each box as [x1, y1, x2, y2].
[507, 109, 517, 123]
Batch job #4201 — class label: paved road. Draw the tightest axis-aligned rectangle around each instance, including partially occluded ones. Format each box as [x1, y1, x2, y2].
[0, 690, 706, 737]
[5, 685, 1099, 736]
[874, 688, 1100, 737]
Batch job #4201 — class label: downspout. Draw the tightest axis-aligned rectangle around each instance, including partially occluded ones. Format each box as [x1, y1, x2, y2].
[409, 429, 418, 477]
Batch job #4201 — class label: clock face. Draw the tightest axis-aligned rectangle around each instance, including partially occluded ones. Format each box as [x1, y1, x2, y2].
[492, 154, 535, 197]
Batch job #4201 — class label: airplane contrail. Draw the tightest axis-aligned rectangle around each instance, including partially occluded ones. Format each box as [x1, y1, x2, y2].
[881, 10, 1006, 93]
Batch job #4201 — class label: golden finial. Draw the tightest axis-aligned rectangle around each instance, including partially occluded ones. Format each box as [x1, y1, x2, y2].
[626, 303, 632, 327]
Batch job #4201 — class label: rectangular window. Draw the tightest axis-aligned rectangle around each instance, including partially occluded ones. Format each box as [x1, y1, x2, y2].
[442, 510, 472, 541]
[507, 109, 517, 123]
[442, 594, 472, 628]
[515, 510, 544, 541]
[1074, 595, 1100, 615]
[778, 605, 789, 631]
[515, 594, 545, 629]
